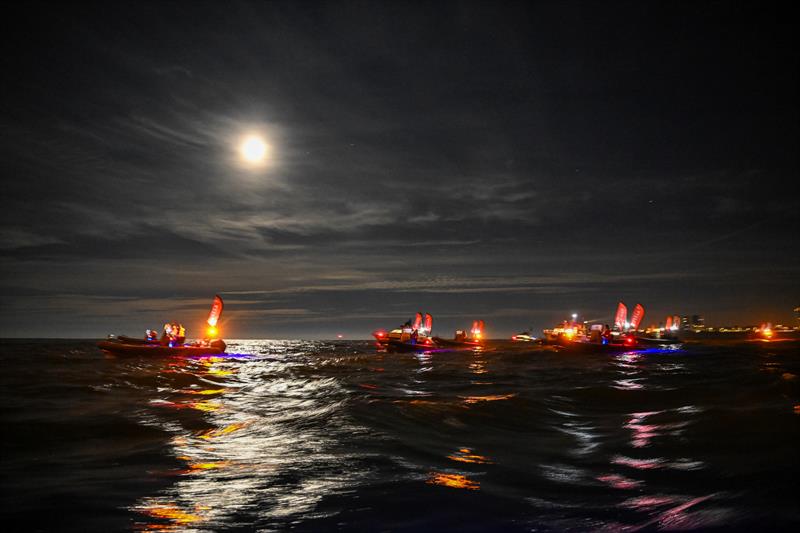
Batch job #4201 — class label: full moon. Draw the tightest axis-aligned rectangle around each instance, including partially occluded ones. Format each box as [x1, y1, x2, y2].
[239, 135, 268, 164]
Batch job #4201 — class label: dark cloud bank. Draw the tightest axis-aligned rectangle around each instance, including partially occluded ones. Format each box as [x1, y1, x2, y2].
[1, 1, 798, 338]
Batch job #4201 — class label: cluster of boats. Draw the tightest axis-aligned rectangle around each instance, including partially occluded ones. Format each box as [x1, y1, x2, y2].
[372, 313, 485, 352]
[98, 297, 688, 357]
[371, 302, 685, 354]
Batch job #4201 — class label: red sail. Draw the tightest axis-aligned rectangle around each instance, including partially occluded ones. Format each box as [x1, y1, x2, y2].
[413, 312, 423, 330]
[471, 320, 478, 334]
[424, 313, 433, 332]
[614, 302, 627, 329]
[206, 295, 224, 327]
[478, 320, 485, 334]
[665, 316, 673, 330]
[630, 304, 645, 330]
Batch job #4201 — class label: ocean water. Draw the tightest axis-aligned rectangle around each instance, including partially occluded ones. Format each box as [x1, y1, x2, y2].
[1, 339, 798, 531]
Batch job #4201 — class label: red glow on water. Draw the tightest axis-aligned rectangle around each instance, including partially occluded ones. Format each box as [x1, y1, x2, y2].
[597, 473, 642, 489]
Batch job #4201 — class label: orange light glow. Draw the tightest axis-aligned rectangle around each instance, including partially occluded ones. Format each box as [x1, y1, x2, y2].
[447, 448, 493, 464]
[462, 393, 516, 404]
[188, 461, 230, 471]
[135, 503, 202, 527]
[427, 472, 480, 490]
[199, 422, 248, 440]
[206, 326, 218, 337]
[178, 388, 227, 396]
[190, 400, 221, 412]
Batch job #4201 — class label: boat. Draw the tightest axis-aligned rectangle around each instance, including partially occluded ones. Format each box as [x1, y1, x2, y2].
[432, 320, 485, 349]
[551, 335, 638, 353]
[542, 303, 644, 352]
[381, 336, 439, 352]
[98, 337, 227, 356]
[511, 331, 536, 342]
[98, 294, 227, 356]
[373, 312, 439, 352]
[635, 336, 682, 346]
[432, 337, 482, 348]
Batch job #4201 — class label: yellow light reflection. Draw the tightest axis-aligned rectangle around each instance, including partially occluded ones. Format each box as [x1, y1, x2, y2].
[179, 388, 227, 396]
[190, 400, 221, 412]
[427, 472, 480, 490]
[135, 503, 203, 528]
[188, 461, 230, 471]
[447, 447, 493, 464]
[462, 393, 516, 404]
[199, 422, 248, 440]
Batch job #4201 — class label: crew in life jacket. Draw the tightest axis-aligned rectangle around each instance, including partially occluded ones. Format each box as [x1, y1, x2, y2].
[175, 324, 186, 345]
[160, 323, 186, 346]
[160, 323, 173, 345]
[601, 324, 612, 345]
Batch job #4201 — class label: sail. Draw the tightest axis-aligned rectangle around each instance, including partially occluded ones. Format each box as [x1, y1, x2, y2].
[206, 295, 224, 327]
[478, 320, 485, 335]
[413, 312, 423, 330]
[673, 315, 681, 329]
[471, 320, 479, 336]
[614, 302, 627, 329]
[630, 304, 645, 330]
[665, 316, 673, 330]
[423, 313, 433, 333]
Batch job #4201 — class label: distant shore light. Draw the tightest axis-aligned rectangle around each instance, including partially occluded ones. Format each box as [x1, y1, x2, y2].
[239, 135, 269, 164]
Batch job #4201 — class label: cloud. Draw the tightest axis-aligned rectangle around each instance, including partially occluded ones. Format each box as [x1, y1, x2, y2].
[2, 2, 797, 336]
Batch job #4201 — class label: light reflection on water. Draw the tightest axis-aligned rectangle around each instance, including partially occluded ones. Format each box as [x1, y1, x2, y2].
[132, 340, 367, 531]
[90, 339, 800, 531]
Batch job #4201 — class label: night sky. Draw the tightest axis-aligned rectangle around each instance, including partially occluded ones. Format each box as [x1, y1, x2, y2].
[2, 1, 798, 339]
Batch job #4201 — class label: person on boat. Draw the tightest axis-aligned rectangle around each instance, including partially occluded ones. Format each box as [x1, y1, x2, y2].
[399, 320, 413, 342]
[601, 324, 612, 345]
[160, 323, 173, 345]
[145, 329, 158, 342]
[160, 323, 184, 346]
[175, 324, 186, 345]
[410, 328, 419, 344]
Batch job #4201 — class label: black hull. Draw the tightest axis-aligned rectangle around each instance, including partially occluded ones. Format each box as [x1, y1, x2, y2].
[552, 341, 638, 354]
[98, 340, 226, 356]
[635, 337, 682, 345]
[382, 339, 439, 352]
[431, 337, 483, 349]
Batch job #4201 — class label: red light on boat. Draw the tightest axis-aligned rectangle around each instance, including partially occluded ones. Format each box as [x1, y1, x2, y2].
[512, 336, 517, 340]
[624, 335, 635, 346]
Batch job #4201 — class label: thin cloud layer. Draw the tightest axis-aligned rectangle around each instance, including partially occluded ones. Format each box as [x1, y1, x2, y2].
[2, 2, 798, 337]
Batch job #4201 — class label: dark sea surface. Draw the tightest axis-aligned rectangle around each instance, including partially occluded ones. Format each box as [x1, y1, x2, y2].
[1, 339, 799, 532]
